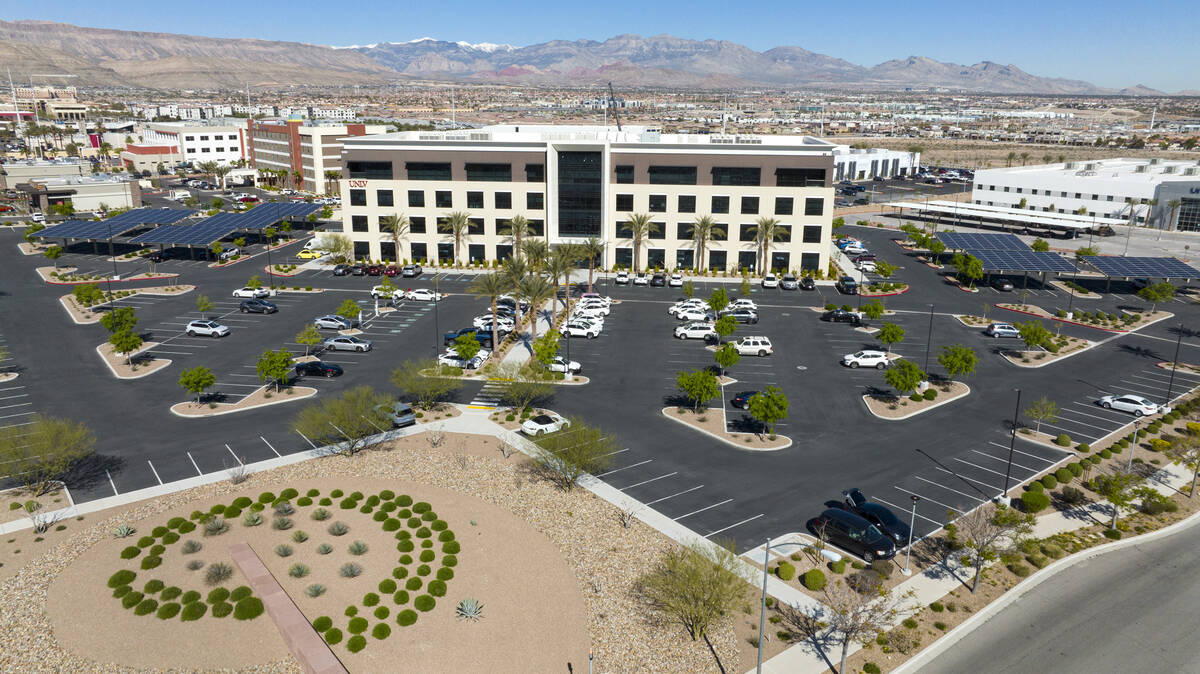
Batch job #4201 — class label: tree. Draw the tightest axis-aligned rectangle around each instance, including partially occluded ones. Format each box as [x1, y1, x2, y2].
[885, 359, 925, 397]
[690, 215, 724, 271]
[295, 324, 322, 357]
[99, 306, 138, 335]
[1074, 245, 1099, 260]
[468, 273, 508, 351]
[707, 287, 730, 314]
[521, 238, 549, 272]
[740, 275, 752, 295]
[501, 378, 555, 416]
[952, 253, 983, 288]
[545, 245, 578, 309]
[532, 417, 616, 489]
[335, 298, 361, 322]
[50, 202, 75, 218]
[946, 503, 1034, 593]
[861, 299, 885, 320]
[1005, 151, 1016, 167]
[178, 365, 216, 404]
[212, 164, 233, 190]
[681, 280, 695, 298]
[713, 342, 740, 377]
[626, 213, 659, 273]
[517, 275, 557, 344]
[1165, 433, 1200, 498]
[676, 369, 719, 412]
[390, 357, 463, 408]
[246, 274, 263, 289]
[576, 237, 605, 292]
[1017, 198, 1027, 210]
[256, 348, 294, 392]
[1022, 396, 1059, 434]
[1166, 199, 1182, 232]
[211, 197, 224, 210]
[73, 283, 104, 307]
[0, 415, 95, 496]
[292, 386, 391, 455]
[874, 259, 897, 280]
[43, 245, 63, 269]
[938, 344, 978, 379]
[1092, 467, 1143, 529]
[501, 215, 536, 262]
[876, 322, 905, 353]
[832, 216, 845, 234]
[531, 329, 561, 368]
[1137, 282, 1175, 313]
[379, 213, 409, 264]
[109, 329, 143, 366]
[23, 222, 45, 243]
[637, 540, 749, 645]
[453, 332, 482, 363]
[928, 238, 946, 259]
[1017, 320, 1052, 352]
[195, 294, 215, 319]
[748, 386, 789, 436]
[713, 315, 738, 343]
[312, 233, 353, 263]
[209, 240, 223, 257]
[784, 577, 915, 674]
[750, 217, 785, 273]
[439, 211, 472, 265]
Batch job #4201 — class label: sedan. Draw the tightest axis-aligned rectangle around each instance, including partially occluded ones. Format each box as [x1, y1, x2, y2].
[991, 277, 1015, 292]
[780, 275, 799, 291]
[799, 276, 817, 291]
[822, 309, 864, 326]
[401, 264, 422, 277]
[563, 321, 601, 339]
[842, 488, 911, 547]
[721, 309, 759, 324]
[762, 274, 779, 289]
[324, 335, 372, 352]
[382, 266, 399, 277]
[731, 391, 757, 410]
[521, 412, 570, 436]
[674, 322, 716, 340]
[218, 247, 241, 261]
[728, 299, 758, 311]
[842, 243, 868, 256]
[185, 320, 230, 338]
[239, 299, 277, 314]
[332, 264, 353, 276]
[297, 249, 324, 260]
[614, 271, 630, 285]
[572, 303, 609, 316]
[632, 273, 649, 286]
[350, 264, 366, 276]
[676, 308, 714, 322]
[370, 285, 400, 299]
[547, 356, 581, 373]
[231, 286, 269, 299]
[668, 274, 684, 287]
[314, 315, 355, 330]
[404, 288, 442, 302]
[474, 315, 514, 331]
[858, 260, 877, 273]
[842, 350, 890, 369]
[295, 361, 343, 378]
[1098, 394, 1164, 417]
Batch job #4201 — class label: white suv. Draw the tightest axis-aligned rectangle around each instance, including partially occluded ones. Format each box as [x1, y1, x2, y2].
[186, 320, 230, 338]
[675, 322, 716, 340]
[842, 350, 890, 369]
[668, 274, 684, 287]
[735, 336, 773, 357]
[762, 274, 779, 288]
[615, 271, 630, 285]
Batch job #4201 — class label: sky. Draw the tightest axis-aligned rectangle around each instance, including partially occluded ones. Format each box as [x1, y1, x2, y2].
[7, 0, 1197, 91]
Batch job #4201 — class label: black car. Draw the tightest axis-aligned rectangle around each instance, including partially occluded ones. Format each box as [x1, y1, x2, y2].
[332, 264, 352, 276]
[731, 391, 758, 409]
[294, 361, 343, 378]
[239, 299, 278, 314]
[836, 276, 859, 295]
[799, 276, 816, 291]
[147, 250, 173, 263]
[821, 309, 863, 326]
[842, 488, 911, 547]
[497, 297, 530, 312]
[556, 283, 586, 299]
[650, 273, 666, 287]
[812, 508, 897, 562]
[350, 264, 366, 276]
[722, 308, 759, 324]
[991, 277, 1014, 292]
[443, 327, 495, 348]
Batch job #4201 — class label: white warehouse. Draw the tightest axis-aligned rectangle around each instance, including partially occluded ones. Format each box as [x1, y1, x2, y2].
[829, 145, 920, 182]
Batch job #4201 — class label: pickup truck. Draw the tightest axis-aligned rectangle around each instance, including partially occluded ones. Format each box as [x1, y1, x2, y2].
[443, 327, 501, 348]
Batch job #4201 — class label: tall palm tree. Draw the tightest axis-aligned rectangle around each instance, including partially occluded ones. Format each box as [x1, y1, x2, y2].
[517, 274, 556, 345]
[521, 238, 549, 272]
[1019, 152, 1030, 166]
[290, 169, 303, 191]
[439, 211, 471, 266]
[1167, 199, 1182, 232]
[546, 245, 578, 309]
[576, 237, 606, 292]
[501, 257, 528, 326]
[324, 170, 341, 195]
[213, 164, 233, 190]
[500, 215, 535, 260]
[469, 272, 508, 351]
[690, 215, 724, 273]
[750, 217, 784, 274]
[1005, 151, 1017, 167]
[196, 160, 218, 186]
[379, 212, 410, 264]
[626, 213, 659, 273]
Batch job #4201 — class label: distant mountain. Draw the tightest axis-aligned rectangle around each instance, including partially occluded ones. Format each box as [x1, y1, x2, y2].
[1118, 84, 1166, 96]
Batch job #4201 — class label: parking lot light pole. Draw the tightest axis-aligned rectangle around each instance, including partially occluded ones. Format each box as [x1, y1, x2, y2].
[756, 537, 793, 674]
[432, 274, 441, 358]
[1165, 324, 1184, 406]
[1003, 388, 1022, 501]
[923, 304, 935, 374]
[902, 495, 920, 576]
[1127, 420, 1142, 471]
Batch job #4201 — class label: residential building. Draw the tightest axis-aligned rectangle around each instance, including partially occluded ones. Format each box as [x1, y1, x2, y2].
[245, 120, 387, 195]
[337, 124, 835, 273]
[141, 121, 246, 166]
[19, 175, 141, 213]
[972, 158, 1200, 231]
[0, 159, 89, 190]
[308, 107, 357, 121]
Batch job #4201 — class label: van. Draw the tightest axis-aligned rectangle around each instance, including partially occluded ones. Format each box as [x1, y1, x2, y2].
[169, 190, 189, 201]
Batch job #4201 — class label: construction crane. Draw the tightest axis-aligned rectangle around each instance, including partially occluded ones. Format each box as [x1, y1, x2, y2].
[607, 81, 622, 132]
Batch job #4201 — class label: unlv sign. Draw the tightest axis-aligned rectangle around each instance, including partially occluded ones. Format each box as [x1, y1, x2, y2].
[348, 180, 368, 188]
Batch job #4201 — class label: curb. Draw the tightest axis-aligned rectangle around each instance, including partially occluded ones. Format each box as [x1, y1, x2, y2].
[861, 383, 971, 421]
[659, 407, 792, 452]
[95, 343, 171, 380]
[169, 385, 319, 417]
[859, 285, 910, 298]
[1001, 340, 1096, 369]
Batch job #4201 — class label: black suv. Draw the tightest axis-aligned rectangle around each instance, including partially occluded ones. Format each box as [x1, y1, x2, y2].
[799, 276, 816, 291]
[812, 508, 897, 562]
[836, 276, 858, 295]
[650, 273, 666, 287]
[443, 327, 498, 348]
[842, 488, 911, 546]
[821, 309, 864, 326]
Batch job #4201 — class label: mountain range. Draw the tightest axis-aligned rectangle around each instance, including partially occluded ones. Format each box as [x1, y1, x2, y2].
[0, 20, 1179, 94]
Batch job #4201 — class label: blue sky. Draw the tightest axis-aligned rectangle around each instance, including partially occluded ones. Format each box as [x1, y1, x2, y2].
[8, 0, 1196, 91]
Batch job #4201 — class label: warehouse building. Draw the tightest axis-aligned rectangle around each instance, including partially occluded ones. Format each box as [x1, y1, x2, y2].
[337, 124, 835, 273]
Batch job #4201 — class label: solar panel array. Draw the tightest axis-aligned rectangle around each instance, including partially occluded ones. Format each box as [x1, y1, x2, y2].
[236, 202, 321, 229]
[1082, 256, 1200, 279]
[106, 208, 195, 226]
[128, 220, 239, 246]
[937, 232, 1029, 251]
[34, 219, 145, 240]
[971, 249, 1077, 273]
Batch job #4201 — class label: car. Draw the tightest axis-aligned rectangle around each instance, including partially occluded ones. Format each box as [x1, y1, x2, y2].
[556, 283, 586, 299]
[842, 350, 890, 369]
[780, 275, 799, 290]
[185, 320, 230, 338]
[669, 299, 708, 315]
[324, 335, 372, 352]
[376, 402, 417, 428]
[297, 248, 324, 260]
[239, 299, 277, 314]
[836, 276, 859, 295]
[842, 488, 911, 546]
[734, 336, 773, 356]
[403, 288, 442, 302]
[439, 347, 490, 370]
[295, 361, 343, 378]
[852, 254, 877, 264]
[762, 274, 779, 289]
[401, 264, 423, 277]
[668, 274, 684, 287]
[231, 286, 269, 299]
[633, 273, 649, 286]
[218, 247, 240, 261]
[146, 250, 172, 263]
[237, 195, 259, 203]
[650, 273, 666, 287]
[675, 322, 717, 340]
[799, 276, 816, 291]
[563, 321, 601, 339]
[365, 264, 382, 276]
[721, 308, 759, 324]
[547, 356, 581, 373]
[444, 327, 496, 347]
[576, 299, 611, 312]
[332, 264, 352, 276]
[382, 266, 399, 277]
[835, 237, 860, 248]
[731, 391, 758, 409]
[812, 508, 897, 562]
[1098, 394, 1164, 417]
[568, 312, 604, 328]
[822, 309, 864, 326]
[350, 264, 366, 276]
[314, 315, 355, 330]
[572, 302, 609, 316]
[985, 322, 1020, 338]
[370, 285, 400, 299]
[991, 277, 1015, 292]
[521, 412, 570, 436]
[497, 295, 530, 312]
[842, 243, 868, 255]
[614, 271, 630, 285]
[474, 314, 514, 331]
[728, 298, 758, 311]
[673, 307, 711, 322]
[858, 260, 877, 273]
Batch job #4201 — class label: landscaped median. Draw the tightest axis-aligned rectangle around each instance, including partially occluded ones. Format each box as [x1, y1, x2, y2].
[170, 384, 318, 417]
[61, 285, 195, 324]
[37, 266, 180, 285]
[862, 381, 971, 420]
[661, 406, 792, 450]
[1000, 334, 1092, 368]
[997, 301, 1171, 333]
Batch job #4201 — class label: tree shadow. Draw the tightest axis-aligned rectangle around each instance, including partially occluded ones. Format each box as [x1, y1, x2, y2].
[62, 452, 126, 494]
[775, 602, 840, 673]
[1117, 344, 1161, 359]
[1167, 324, 1200, 339]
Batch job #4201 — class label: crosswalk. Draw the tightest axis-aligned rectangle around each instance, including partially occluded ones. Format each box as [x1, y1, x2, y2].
[468, 380, 509, 409]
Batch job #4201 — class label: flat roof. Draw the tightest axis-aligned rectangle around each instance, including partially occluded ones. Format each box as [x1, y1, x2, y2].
[886, 201, 1111, 230]
[977, 158, 1200, 184]
[349, 124, 836, 151]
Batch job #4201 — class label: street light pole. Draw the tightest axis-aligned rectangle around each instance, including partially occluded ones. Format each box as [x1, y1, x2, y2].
[923, 304, 934, 374]
[432, 274, 441, 358]
[1165, 324, 1184, 406]
[754, 537, 790, 674]
[1003, 388, 1022, 501]
[902, 495, 920, 575]
[1127, 420, 1141, 471]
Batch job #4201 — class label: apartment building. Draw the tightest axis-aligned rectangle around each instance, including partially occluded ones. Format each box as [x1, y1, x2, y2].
[245, 120, 387, 195]
[337, 124, 835, 273]
[141, 121, 245, 166]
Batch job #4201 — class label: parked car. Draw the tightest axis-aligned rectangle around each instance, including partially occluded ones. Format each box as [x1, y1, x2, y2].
[836, 276, 859, 295]
[780, 275, 799, 290]
[615, 271, 630, 285]
[842, 350, 890, 369]
[295, 361, 343, 378]
[332, 264, 352, 276]
[1098, 394, 1165, 417]
[185, 320, 230, 338]
[563, 321, 601, 339]
[858, 260, 877, 273]
[439, 347, 491, 370]
[762, 273, 779, 289]
[731, 391, 758, 410]
[547, 356, 581, 374]
[297, 248, 324, 260]
[401, 264, 423, 277]
[812, 508, 897, 562]
[799, 276, 816, 290]
[670, 299, 709, 316]
[991, 277, 1015, 292]
[521, 412, 570, 436]
[822, 309, 865, 326]
[734, 336, 773, 357]
[403, 288, 442, 302]
[675, 322, 717, 340]
[842, 488, 911, 546]
[985, 322, 1020, 338]
[231, 286, 269, 299]
[239, 299, 277, 314]
[364, 264, 381, 276]
[474, 315, 514, 331]
[382, 266, 399, 277]
[721, 308, 759, 324]
[324, 335, 372, 352]
[350, 264, 366, 276]
[444, 327, 497, 348]
[147, 250, 172, 263]
[633, 273, 649, 286]
[852, 254, 877, 264]
[314, 315, 355, 330]
[218, 247, 241, 261]
[675, 307, 714, 322]
[572, 302, 610, 316]
[728, 298, 758, 311]
[842, 242, 868, 255]
[370, 285, 399, 299]
[668, 273, 684, 287]
[650, 273, 666, 287]
[375, 402, 417, 428]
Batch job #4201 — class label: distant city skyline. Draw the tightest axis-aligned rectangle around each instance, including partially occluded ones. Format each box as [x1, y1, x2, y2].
[7, 0, 1196, 92]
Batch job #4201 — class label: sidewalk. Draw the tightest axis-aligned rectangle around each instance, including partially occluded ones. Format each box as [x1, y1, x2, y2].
[499, 297, 557, 367]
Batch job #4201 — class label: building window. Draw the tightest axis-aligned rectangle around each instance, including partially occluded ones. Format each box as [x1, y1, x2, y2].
[495, 192, 512, 209]
[740, 196, 759, 215]
[649, 195, 667, 213]
[614, 247, 632, 269]
[349, 189, 367, 207]
[201, 147, 210, 153]
[495, 244, 513, 261]
[347, 161, 393, 179]
[435, 191, 452, 208]
[1003, 187, 1010, 192]
[557, 150, 602, 237]
[647, 248, 665, 269]
[712, 167, 761, 186]
[467, 218, 485, 235]
[677, 222, 694, 240]
[710, 224, 728, 241]
[528, 219, 545, 236]
[1177, 198, 1200, 233]
[616, 194, 634, 212]
[804, 197, 824, 216]
[676, 248, 695, 269]
[800, 252, 820, 271]
[615, 165, 634, 184]
[525, 164, 545, 182]
[648, 165, 697, 185]
[185, 136, 195, 141]
[738, 250, 757, 272]
[616, 221, 633, 239]
[351, 215, 368, 232]
[769, 251, 790, 273]
[467, 191, 484, 209]
[802, 225, 822, 243]
[437, 242, 454, 262]
[380, 241, 396, 262]
[1074, 193, 1082, 199]
[527, 192, 544, 210]
[739, 224, 757, 241]
[408, 190, 425, 208]
[377, 189, 394, 207]
[708, 249, 727, 271]
[409, 216, 426, 234]
[712, 196, 729, 214]
[648, 222, 666, 240]
[678, 195, 696, 213]
[200, 135, 209, 141]
[465, 163, 512, 182]
[467, 244, 485, 262]
[775, 168, 826, 187]
[411, 242, 428, 262]
[775, 197, 793, 215]
[354, 242, 371, 260]
[406, 162, 452, 181]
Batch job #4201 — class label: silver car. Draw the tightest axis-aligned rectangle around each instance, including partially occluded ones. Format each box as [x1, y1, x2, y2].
[314, 315, 355, 330]
[185, 320, 230, 338]
[323, 335, 372, 352]
[375, 402, 417, 427]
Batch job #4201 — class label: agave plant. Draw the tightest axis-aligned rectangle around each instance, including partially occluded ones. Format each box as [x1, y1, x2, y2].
[456, 598, 484, 622]
[203, 517, 229, 537]
[113, 525, 136, 538]
[306, 584, 326, 597]
[274, 501, 295, 516]
[242, 512, 263, 527]
[327, 521, 349, 536]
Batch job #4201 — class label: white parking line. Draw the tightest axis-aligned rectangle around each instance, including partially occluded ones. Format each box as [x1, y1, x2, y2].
[987, 440, 1068, 462]
[186, 451, 203, 476]
[1052, 412, 1117, 432]
[703, 513, 764, 538]
[618, 472, 678, 491]
[1062, 404, 1131, 425]
[598, 447, 631, 458]
[296, 430, 317, 449]
[0, 394, 29, 401]
[0, 402, 33, 411]
[596, 459, 652, 477]
[1036, 420, 1101, 441]
[952, 456, 1021, 480]
[971, 449, 1042, 474]
[0, 411, 35, 420]
[932, 467, 1003, 493]
[106, 469, 119, 495]
[893, 486, 968, 514]
[261, 436, 281, 458]
[875, 496, 946, 528]
[643, 485, 704, 506]
[913, 476, 988, 504]
[226, 444, 243, 465]
[147, 460, 163, 485]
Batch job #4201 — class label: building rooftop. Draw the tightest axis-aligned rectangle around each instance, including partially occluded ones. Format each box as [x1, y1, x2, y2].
[1, 158, 86, 168]
[980, 158, 1200, 183]
[351, 124, 836, 150]
[29, 175, 131, 188]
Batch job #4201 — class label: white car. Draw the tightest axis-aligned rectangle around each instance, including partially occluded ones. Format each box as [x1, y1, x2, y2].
[573, 302, 610, 316]
[403, 289, 442, 301]
[439, 347, 490, 370]
[632, 273, 649, 286]
[858, 260, 878, 273]
[571, 306, 608, 320]
[370, 285, 400, 299]
[614, 271, 630, 285]
[675, 308, 713, 322]
[185, 320, 230, 338]
[734, 336, 774, 357]
[219, 247, 240, 261]
[668, 274, 684, 287]
[474, 315, 514, 331]
[1098, 394, 1165, 417]
[842, 243, 868, 256]
[323, 335, 372, 352]
[521, 412, 570, 436]
[670, 299, 708, 316]
[579, 293, 610, 304]
[728, 298, 758, 311]
[675, 322, 717, 340]
[762, 274, 779, 288]
[547, 356, 581, 373]
[842, 350, 890, 369]
[563, 321, 601, 339]
[986, 323, 1021, 338]
[569, 314, 604, 329]
[231, 286, 269, 298]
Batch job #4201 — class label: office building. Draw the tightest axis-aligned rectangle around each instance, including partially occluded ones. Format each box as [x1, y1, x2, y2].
[141, 121, 246, 167]
[830, 146, 921, 181]
[337, 124, 835, 273]
[245, 120, 387, 195]
[19, 175, 141, 213]
[0, 159, 89, 190]
[119, 144, 182, 174]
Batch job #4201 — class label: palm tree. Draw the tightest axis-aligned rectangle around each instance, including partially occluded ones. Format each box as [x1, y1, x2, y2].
[212, 164, 233, 190]
[323, 170, 341, 195]
[1167, 199, 1182, 232]
[469, 273, 508, 351]
[1005, 151, 1017, 167]
[1041, 153, 1053, 164]
[750, 217, 784, 274]
[290, 169, 303, 191]
[99, 142, 113, 167]
[690, 215, 724, 273]
[517, 274, 556, 345]
[500, 215, 535, 260]
[379, 213, 410, 264]
[439, 211, 471, 266]
[546, 245, 578, 310]
[1143, 198, 1158, 228]
[1019, 152, 1030, 166]
[521, 238, 549, 272]
[576, 237, 606, 292]
[501, 257, 528, 326]
[196, 161, 218, 186]
[626, 213, 659, 273]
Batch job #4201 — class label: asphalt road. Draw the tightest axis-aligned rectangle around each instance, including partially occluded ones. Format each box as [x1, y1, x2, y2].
[919, 515, 1200, 673]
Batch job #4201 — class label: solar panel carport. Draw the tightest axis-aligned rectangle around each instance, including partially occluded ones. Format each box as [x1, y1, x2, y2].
[33, 208, 196, 241]
[236, 202, 321, 229]
[886, 200, 1117, 238]
[937, 232, 1029, 251]
[1081, 256, 1200, 281]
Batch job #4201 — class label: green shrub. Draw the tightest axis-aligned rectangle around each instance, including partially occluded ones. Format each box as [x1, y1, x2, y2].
[871, 560, 893, 579]
[230, 586, 252, 602]
[443, 555, 458, 567]
[1041, 475, 1058, 490]
[134, 598, 158, 616]
[181, 601, 207, 621]
[206, 587, 230, 604]
[396, 494, 412, 507]
[319, 498, 332, 506]
[421, 511, 437, 522]
[330, 489, 344, 498]
[372, 623, 391, 640]
[149, 544, 165, 556]
[223, 507, 241, 519]
[418, 549, 435, 563]
[1100, 448, 1113, 459]
[120, 546, 141, 559]
[182, 590, 201, 604]
[864, 664, 881, 674]
[339, 498, 357, 510]
[412, 501, 431, 514]
[363, 592, 380, 607]
[397, 609, 418, 626]
[417, 564, 431, 577]
[430, 520, 448, 531]
[1054, 434, 1071, 447]
[438, 530, 455, 542]
[405, 516, 421, 528]
[1068, 463, 1084, 477]
[275, 544, 293, 557]
[359, 505, 372, 514]
[382, 518, 401, 531]
[437, 567, 455, 581]
[902, 618, 919, 629]
[1060, 486, 1087, 506]
[348, 617, 368, 634]
[205, 562, 233, 585]
[775, 561, 796, 581]
[328, 521, 350, 536]
[397, 539, 415, 552]
[428, 579, 447, 597]
[258, 491, 276, 504]
[289, 563, 310, 578]
[151, 525, 169, 537]
[348, 540, 368, 555]
[349, 491, 364, 500]
[121, 591, 144, 609]
[156, 602, 181, 620]
[137, 536, 155, 548]
[1076, 443, 1090, 453]
[374, 606, 390, 620]
[313, 616, 333, 632]
[345, 606, 358, 617]
[178, 521, 196, 533]
[443, 541, 460, 554]
[297, 497, 312, 507]
[324, 628, 343, 645]
[930, 601, 944, 612]
[112, 585, 132, 598]
[1055, 468, 1073, 484]
[231, 497, 252, 509]
[234, 597, 264, 620]
[1008, 562, 1032, 577]
[1021, 490, 1050, 513]
[414, 595, 436, 612]
[405, 577, 422, 591]
[140, 555, 162, 570]
[280, 488, 299, 500]
[923, 388, 938, 401]
[168, 516, 189, 528]
[393, 590, 410, 604]
[393, 566, 408, 579]
[212, 602, 234, 618]
[416, 527, 432, 539]
[802, 569, 826, 591]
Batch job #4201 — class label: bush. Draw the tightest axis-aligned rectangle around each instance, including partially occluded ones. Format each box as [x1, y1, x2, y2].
[405, 577, 422, 591]
[182, 590, 201, 604]
[1054, 434, 1071, 447]
[396, 494, 412, 507]
[363, 592, 380, 607]
[430, 519, 448, 531]
[328, 521, 350, 536]
[156, 602, 181, 620]
[864, 664, 881, 674]
[234, 597, 264, 620]
[178, 521, 196, 533]
[112, 585, 132, 598]
[416, 527, 432, 539]
[414, 594, 436, 612]
[438, 530, 455, 542]
[1100, 448, 1113, 459]
[1055, 468, 1074, 484]
[231, 497, 252, 509]
[437, 567, 454, 581]
[1059, 486, 1087, 506]
[802, 569, 826, 591]
[1027, 480, 1044, 493]
[829, 558, 847, 574]
[412, 501, 431, 514]
[134, 598, 158, 616]
[230, 586, 252, 602]
[775, 561, 796, 581]
[428, 579, 447, 597]
[393, 590, 410, 604]
[443, 541, 461, 554]
[275, 544, 293, 557]
[206, 562, 233, 585]
[397, 609, 418, 626]
[340, 563, 362, 578]
[1076, 443, 1090, 453]
[418, 549, 435, 563]
[181, 601, 207, 621]
[1068, 462, 1084, 477]
[443, 555, 458, 567]
[1041, 474, 1058, 490]
[349, 540, 369, 555]
[313, 616, 333, 632]
[324, 628, 343, 645]
[1008, 562, 1032, 577]
[1021, 490, 1050, 513]
[417, 564, 431, 576]
[930, 601, 945, 612]
[393, 566, 408, 579]
[923, 388, 938, 401]
[372, 623, 391, 640]
[289, 563, 310, 578]
[397, 539, 415, 553]
[121, 591, 144, 609]
[120, 546, 141, 559]
[207, 587, 230, 604]
[348, 617, 369, 634]
[382, 517, 401, 531]
[374, 606, 390, 620]
[140, 556, 162, 570]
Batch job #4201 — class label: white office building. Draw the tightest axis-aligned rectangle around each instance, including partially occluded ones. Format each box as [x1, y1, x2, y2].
[972, 158, 1200, 232]
[829, 145, 921, 182]
[141, 122, 246, 166]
